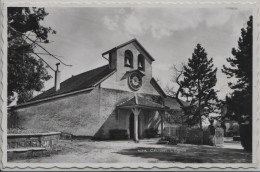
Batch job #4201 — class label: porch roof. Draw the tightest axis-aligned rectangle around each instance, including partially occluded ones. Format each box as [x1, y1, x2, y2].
[117, 95, 169, 110]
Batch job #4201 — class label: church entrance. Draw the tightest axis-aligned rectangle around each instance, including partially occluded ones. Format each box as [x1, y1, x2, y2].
[129, 113, 140, 139]
[117, 96, 168, 141]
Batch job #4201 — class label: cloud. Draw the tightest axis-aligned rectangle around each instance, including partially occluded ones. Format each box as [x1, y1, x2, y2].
[43, 7, 252, 100]
[102, 8, 234, 39]
[102, 7, 251, 40]
[103, 16, 118, 31]
[123, 13, 145, 36]
[123, 8, 204, 38]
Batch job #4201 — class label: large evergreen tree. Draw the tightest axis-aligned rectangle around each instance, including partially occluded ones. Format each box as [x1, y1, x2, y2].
[180, 44, 218, 128]
[222, 16, 253, 124]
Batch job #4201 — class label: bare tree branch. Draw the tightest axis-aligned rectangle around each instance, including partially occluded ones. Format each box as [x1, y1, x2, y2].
[26, 52, 64, 58]
[31, 52, 55, 71]
[9, 26, 72, 67]
[173, 64, 185, 107]
[165, 85, 176, 97]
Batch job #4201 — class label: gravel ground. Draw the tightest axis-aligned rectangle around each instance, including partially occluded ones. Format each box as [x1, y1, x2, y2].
[11, 138, 252, 163]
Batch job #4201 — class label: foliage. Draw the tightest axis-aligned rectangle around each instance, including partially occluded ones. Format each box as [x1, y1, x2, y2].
[226, 124, 240, 137]
[186, 128, 204, 145]
[8, 7, 56, 104]
[180, 44, 219, 128]
[145, 128, 158, 138]
[208, 124, 215, 135]
[240, 124, 252, 151]
[109, 129, 128, 140]
[222, 16, 253, 124]
[166, 109, 184, 124]
[161, 136, 178, 145]
[202, 129, 211, 145]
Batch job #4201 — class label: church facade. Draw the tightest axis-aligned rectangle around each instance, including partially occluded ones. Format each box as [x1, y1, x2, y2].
[8, 39, 183, 141]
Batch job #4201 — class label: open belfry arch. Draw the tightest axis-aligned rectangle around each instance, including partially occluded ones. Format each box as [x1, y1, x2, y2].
[8, 39, 177, 142]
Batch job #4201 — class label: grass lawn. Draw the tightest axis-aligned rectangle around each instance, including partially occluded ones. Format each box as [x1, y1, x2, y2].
[11, 138, 252, 163]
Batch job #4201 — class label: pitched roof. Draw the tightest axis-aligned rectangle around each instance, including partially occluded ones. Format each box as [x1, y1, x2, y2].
[30, 64, 115, 101]
[150, 78, 167, 98]
[117, 95, 168, 110]
[102, 39, 155, 62]
[164, 96, 189, 110]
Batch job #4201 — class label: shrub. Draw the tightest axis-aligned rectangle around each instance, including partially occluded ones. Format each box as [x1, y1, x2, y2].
[203, 130, 211, 145]
[60, 133, 73, 140]
[227, 124, 240, 137]
[240, 124, 252, 151]
[145, 128, 158, 138]
[109, 129, 128, 140]
[186, 128, 203, 145]
[161, 136, 178, 145]
[178, 126, 188, 143]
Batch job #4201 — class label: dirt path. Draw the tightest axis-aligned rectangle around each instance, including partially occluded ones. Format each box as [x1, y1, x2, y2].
[12, 139, 252, 163]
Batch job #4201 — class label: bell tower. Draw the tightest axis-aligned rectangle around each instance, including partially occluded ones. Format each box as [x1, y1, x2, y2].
[102, 39, 154, 73]
[100, 39, 162, 95]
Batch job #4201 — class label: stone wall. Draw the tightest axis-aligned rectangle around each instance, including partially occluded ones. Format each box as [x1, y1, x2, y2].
[8, 132, 60, 149]
[164, 126, 225, 146]
[11, 86, 162, 139]
[165, 126, 203, 145]
[12, 88, 101, 136]
[94, 88, 161, 139]
[7, 132, 60, 161]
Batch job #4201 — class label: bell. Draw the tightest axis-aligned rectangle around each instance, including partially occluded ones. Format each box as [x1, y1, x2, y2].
[139, 61, 143, 68]
[126, 58, 131, 66]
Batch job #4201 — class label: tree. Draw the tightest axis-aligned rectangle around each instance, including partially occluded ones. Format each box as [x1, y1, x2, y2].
[179, 44, 219, 129]
[8, 7, 69, 104]
[222, 16, 253, 124]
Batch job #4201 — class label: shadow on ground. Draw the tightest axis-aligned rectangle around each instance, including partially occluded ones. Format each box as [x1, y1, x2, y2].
[115, 144, 252, 163]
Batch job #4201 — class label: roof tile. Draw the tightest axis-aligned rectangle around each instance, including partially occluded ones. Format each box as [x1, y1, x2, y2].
[30, 64, 114, 101]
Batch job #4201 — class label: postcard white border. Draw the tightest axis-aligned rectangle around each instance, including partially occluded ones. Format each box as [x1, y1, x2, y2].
[0, 0, 259, 170]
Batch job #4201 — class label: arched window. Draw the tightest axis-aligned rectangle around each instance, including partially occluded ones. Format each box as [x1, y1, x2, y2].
[125, 50, 133, 68]
[138, 54, 145, 71]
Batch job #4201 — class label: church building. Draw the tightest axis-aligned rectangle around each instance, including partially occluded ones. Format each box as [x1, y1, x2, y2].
[8, 39, 183, 141]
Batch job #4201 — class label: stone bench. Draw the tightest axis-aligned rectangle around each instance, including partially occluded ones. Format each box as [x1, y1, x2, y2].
[7, 132, 61, 161]
[8, 147, 47, 161]
[8, 132, 61, 149]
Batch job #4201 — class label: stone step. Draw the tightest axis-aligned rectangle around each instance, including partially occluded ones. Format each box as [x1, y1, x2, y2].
[8, 147, 46, 152]
[157, 140, 169, 144]
[8, 147, 48, 161]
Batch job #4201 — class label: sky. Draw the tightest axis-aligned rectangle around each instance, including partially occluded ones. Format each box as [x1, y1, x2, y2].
[35, 6, 252, 100]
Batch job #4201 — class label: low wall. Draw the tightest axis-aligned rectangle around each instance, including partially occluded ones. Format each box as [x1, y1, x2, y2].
[7, 132, 61, 161]
[164, 126, 223, 145]
[165, 126, 203, 144]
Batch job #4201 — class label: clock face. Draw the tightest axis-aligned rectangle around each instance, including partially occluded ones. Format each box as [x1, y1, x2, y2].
[128, 72, 142, 91]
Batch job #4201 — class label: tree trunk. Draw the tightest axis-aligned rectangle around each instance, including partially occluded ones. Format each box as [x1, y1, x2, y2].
[198, 79, 202, 129]
[175, 70, 184, 108]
